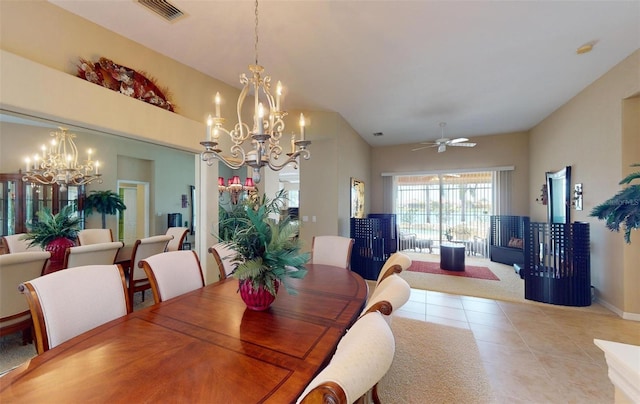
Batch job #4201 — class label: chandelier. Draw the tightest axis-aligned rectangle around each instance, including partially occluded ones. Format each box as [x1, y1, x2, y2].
[218, 175, 257, 205]
[22, 127, 102, 190]
[200, 0, 311, 183]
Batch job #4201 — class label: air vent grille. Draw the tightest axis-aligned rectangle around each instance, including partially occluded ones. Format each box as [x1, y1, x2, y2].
[137, 0, 185, 22]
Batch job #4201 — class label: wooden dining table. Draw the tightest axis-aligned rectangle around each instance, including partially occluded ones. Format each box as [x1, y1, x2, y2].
[0, 264, 367, 403]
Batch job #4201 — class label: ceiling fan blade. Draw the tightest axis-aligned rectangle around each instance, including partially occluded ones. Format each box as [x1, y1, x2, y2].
[449, 142, 477, 147]
[448, 137, 469, 144]
[411, 145, 432, 152]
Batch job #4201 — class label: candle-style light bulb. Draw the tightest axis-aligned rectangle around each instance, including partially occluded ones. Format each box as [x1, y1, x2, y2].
[206, 115, 213, 141]
[33, 155, 40, 170]
[299, 113, 306, 141]
[25, 157, 31, 172]
[41, 144, 46, 158]
[214, 92, 221, 118]
[95, 161, 100, 175]
[257, 103, 265, 134]
[276, 81, 282, 111]
[291, 133, 296, 153]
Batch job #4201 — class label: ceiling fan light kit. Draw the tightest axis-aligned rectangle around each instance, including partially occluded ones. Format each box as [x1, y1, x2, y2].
[411, 122, 477, 153]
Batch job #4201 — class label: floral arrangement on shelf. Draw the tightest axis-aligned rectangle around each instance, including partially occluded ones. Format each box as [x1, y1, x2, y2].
[219, 190, 309, 297]
[77, 57, 175, 112]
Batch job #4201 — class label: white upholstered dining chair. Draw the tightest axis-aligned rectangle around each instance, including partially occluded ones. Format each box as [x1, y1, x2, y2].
[19, 264, 130, 354]
[362, 274, 411, 324]
[62, 241, 124, 269]
[297, 310, 395, 404]
[125, 235, 173, 308]
[2, 233, 42, 253]
[76, 228, 114, 245]
[310, 236, 354, 269]
[209, 242, 238, 281]
[0, 251, 51, 344]
[139, 250, 205, 303]
[164, 227, 189, 252]
[375, 252, 412, 287]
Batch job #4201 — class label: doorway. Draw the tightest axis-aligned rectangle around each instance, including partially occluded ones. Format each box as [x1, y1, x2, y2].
[394, 171, 493, 254]
[117, 180, 149, 244]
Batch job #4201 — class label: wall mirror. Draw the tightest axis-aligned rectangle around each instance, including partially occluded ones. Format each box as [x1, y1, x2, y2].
[546, 166, 571, 224]
[0, 110, 196, 238]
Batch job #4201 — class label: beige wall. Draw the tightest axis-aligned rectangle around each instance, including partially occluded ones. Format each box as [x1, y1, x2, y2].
[295, 110, 371, 251]
[370, 131, 530, 215]
[529, 50, 639, 318]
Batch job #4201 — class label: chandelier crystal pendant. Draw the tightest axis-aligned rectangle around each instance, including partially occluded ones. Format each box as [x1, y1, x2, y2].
[200, 0, 311, 183]
[22, 127, 102, 191]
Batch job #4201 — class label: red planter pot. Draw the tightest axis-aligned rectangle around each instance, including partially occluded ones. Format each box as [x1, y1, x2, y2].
[238, 279, 278, 311]
[46, 237, 75, 272]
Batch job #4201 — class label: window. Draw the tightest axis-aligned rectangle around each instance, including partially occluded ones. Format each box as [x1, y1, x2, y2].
[395, 172, 493, 244]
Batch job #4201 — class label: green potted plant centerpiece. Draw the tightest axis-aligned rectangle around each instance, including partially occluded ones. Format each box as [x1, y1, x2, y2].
[219, 190, 309, 310]
[83, 190, 126, 229]
[590, 163, 640, 244]
[24, 205, 81, 270]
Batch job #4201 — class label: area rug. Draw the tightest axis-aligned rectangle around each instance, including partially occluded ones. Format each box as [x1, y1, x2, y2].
[400, 252, 526, 303]
[378, 316, 495, 403]
[407, 260, 500, 281]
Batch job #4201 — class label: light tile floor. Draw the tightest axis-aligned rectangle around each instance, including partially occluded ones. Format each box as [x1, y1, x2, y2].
[395, 288, 640, 403]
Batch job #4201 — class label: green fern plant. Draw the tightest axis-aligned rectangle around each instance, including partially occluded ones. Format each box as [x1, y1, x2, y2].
[590, 164, 640, 243]
[222, 190, 309, 296]
[24, 205, 81, 249]
[83, 190, 126, 229]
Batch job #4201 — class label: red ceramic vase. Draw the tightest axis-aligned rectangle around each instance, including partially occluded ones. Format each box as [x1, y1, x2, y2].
[238, 279, 278, 311]
[46, 237, 75, 272]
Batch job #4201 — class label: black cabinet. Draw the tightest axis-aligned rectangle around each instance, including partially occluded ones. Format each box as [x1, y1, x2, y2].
[350, 214, 396, 280]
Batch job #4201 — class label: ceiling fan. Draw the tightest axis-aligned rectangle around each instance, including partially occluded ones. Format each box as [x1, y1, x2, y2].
[411, 122, 477, 153]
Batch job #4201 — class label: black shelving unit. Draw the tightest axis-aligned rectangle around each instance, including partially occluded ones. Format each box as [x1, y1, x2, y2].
[350, 215, 396, 280]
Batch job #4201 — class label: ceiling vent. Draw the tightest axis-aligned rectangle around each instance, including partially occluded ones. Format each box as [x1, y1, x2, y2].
[137, 0, 185, 22]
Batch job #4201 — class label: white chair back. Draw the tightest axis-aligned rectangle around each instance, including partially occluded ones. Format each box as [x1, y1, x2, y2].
[165, 227, 189, 252]
[63, 241, 124, 269]
[311, 236, 354, 269]
[0, 252, 51, 332]
[363, 274, 411, 323]
[209, 242, 238, 280]
[297, 311, 395, 403]
[2, 234, 42, 253]
[376, 252, 412, 286]
[140, 250, 205, 303]
[19, 264, 129, 353]
[130, 235, 173, 281]
[77, 229, 114, 245]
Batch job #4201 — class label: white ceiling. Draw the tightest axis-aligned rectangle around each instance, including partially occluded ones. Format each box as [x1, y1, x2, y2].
[49, 0, 639, 147]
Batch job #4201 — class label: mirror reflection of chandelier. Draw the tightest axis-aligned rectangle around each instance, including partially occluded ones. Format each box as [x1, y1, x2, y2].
[200, 0, 311, 184]
[218, 175, 257, 205]
[22, 127, 102, 191]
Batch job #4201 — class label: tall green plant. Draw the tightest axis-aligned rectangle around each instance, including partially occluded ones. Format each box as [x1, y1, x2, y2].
[590, 164, 640, 243]
[24, 205, 81, 248]
[221, 190, 309, 296]
[83, 190, 126, 229]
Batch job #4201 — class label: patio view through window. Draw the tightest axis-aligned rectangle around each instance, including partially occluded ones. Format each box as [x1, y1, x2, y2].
[394, 172, 493, 254]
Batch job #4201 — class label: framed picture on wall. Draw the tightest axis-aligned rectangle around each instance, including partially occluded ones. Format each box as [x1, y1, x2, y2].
[351, 178, 365, 218]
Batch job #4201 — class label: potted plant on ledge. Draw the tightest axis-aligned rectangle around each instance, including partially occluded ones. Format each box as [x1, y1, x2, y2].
[24, 205, 81, 271]
[220, 190, 309, 311]
[591, 163, 640, 243]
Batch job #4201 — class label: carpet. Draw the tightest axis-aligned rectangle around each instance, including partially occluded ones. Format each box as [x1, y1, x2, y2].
[400, 252, 526, 303]
[407, 260, 499, 281]
[378, 316, 494, 403]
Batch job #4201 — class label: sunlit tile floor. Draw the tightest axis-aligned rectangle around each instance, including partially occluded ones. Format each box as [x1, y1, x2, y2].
[395, 288, 640, 403]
